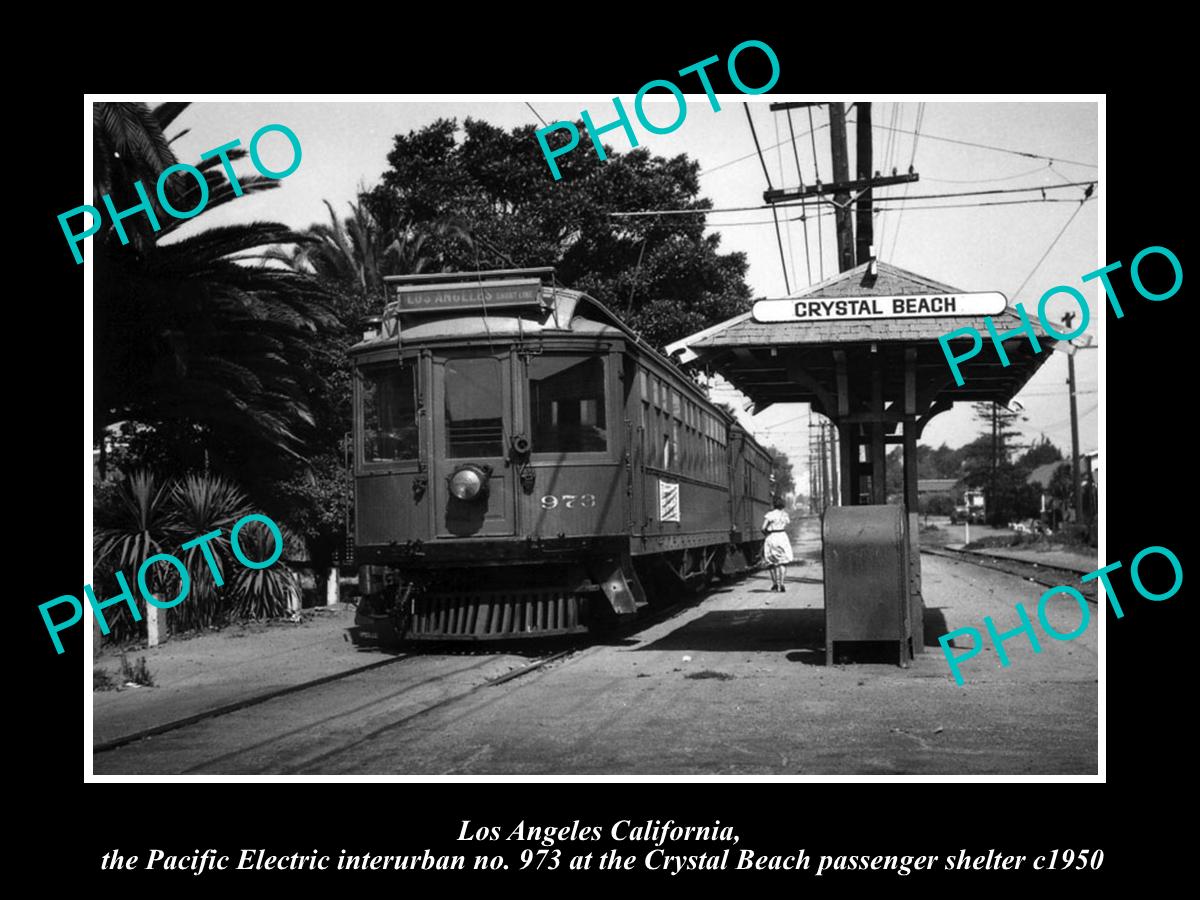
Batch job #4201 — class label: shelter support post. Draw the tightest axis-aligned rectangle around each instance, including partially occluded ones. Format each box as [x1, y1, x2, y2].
[834, 350, 854, 506]
[903, 349, 923, 654]
[870, 349, 886, 504]
[903, 349, 919, 513]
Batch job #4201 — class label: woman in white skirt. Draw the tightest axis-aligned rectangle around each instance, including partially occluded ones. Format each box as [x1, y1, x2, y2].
[762, 498, 794, 591]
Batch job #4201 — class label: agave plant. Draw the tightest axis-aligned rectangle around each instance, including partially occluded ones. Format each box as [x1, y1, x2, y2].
[166, 473, 255, 632]
[228, 517, 300, 620]
[93, 471, 174, 643]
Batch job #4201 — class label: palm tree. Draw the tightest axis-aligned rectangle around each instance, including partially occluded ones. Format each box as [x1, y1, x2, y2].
[92, 102, 193, 253]
[273, 198, 474, 306]
[93, 102, 339, 465]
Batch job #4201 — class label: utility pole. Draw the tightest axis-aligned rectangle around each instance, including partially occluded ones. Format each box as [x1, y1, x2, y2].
[855, 102, 873, 266]
[828, 102, 856, 272]
[816, 422, 824, 511]
[763, 103, 918, 275]
[991, 403, 998, 524]
[1063, 312, 1083, 524]
[808, 412, 817, 513]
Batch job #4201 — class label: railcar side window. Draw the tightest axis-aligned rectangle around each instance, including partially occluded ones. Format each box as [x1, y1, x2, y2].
[445, 357, 504, 457]
[362, 365, 419, 462]
[529, 355, 607, 453]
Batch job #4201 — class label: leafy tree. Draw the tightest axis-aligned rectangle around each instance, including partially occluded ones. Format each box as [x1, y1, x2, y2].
[1017, 434, 1063, 471]
[959, 402, 1032, 525]
[921, 493, 956, 516]
[923, 443, 965, 478]
[766, 445, 795, 497]
[1048, 462, 1075, 506]
[363, 117, 754, 350]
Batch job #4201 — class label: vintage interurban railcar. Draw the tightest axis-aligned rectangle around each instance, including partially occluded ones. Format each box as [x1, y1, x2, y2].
[351, 267, 774, 642]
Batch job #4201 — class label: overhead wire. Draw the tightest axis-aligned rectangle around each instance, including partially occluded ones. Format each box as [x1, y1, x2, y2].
[743, 103, 791, 294]
[697, 195, 1095, 228]
[807, 106, 825, 281]
[926, 162, 1060, 184]
[697, 121, 830, 178]
[866, 121, 1098, 168]
[609, 181, 1096, 218]
[524, 102, 549, 127]
[785, 108, 813, 287]
[774, 112, 799, 290]
[1010, 198, 1090, 301]
[889, 101, 925, 262]
[876, 101, 901, 253]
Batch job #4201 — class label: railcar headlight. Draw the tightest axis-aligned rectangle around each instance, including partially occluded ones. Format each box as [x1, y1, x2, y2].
[449, 465, 489, 501]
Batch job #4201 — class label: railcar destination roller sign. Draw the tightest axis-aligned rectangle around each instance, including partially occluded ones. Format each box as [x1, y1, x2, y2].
[752, 291, 1008, 323]
[395, 278, 544, 313]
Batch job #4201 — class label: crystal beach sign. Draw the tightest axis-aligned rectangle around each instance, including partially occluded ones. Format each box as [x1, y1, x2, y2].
[752, 291, 1008, 323]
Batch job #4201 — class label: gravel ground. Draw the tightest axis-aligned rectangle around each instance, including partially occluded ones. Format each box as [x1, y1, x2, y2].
[93, 518, 1097, 775]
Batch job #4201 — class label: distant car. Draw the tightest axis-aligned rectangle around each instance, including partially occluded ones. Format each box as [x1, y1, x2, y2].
[950, 490, 986, 525]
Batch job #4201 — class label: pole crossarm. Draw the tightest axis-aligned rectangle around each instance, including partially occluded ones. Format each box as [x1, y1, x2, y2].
[764, 172, 919, 204]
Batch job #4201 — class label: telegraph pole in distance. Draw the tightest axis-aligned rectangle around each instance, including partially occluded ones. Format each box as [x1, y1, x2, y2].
[828, 422, 840, 507]
[819, 422, 830, 511]
[811, 410, 820, 511]
[1063, 312, 1083, 524]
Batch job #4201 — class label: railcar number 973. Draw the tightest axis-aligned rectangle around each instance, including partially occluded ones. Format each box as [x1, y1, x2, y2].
[540, 494, 597, 509]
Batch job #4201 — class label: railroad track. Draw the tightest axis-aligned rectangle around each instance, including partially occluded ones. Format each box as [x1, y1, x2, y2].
[93, 573, 733, 772]
[921, 545, 1098, 602]
[94, 647, 577, 759]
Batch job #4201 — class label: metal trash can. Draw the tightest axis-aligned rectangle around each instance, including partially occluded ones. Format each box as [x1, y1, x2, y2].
[822, 504, 912, 667]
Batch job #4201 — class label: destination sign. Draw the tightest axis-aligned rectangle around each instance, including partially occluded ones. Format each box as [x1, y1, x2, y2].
[752, 291, 1007, 323]
[395, 278, 544, 313]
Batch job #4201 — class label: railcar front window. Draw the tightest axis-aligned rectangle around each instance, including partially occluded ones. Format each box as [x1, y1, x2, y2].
[530, 355, 607, 453]
[445, 357, 504, 458]
[362, 365, 419, 462]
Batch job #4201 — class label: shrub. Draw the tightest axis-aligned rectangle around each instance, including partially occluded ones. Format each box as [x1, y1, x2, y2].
[229, 518, 300, 620]
[120, 654, 154, 687]
[93, 471, 172, 645]
[921, 493, 956, 516]
[93, 669, 118, 692]
[167, 473, 254, 632]
[93, 470, 301, 645]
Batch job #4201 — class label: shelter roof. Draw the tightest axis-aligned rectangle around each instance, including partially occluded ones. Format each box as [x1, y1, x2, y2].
[666, 259, 1057, 413]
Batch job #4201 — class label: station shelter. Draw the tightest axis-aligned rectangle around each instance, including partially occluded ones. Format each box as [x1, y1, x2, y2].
[667, 258, 1058, 662]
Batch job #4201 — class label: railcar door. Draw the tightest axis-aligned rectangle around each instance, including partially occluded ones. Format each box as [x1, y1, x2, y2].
[432, 352, 518, 537]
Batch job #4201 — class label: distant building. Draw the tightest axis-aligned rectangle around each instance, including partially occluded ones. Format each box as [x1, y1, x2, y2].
[1026, 460, 1068, 492]
[917, 478, 958, 497]
[1027, 455, 1097, 529]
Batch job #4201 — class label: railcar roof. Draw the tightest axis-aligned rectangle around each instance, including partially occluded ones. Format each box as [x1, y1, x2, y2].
[351, 285, 640, 351]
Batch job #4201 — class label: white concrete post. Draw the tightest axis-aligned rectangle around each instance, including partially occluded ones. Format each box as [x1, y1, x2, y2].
[145, 603, 167, 648]
[289, 578, 303, 616]
[325, 567, 340, 607]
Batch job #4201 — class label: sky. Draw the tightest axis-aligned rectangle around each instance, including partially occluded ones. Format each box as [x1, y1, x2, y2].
[163, 97, 1099, 490]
